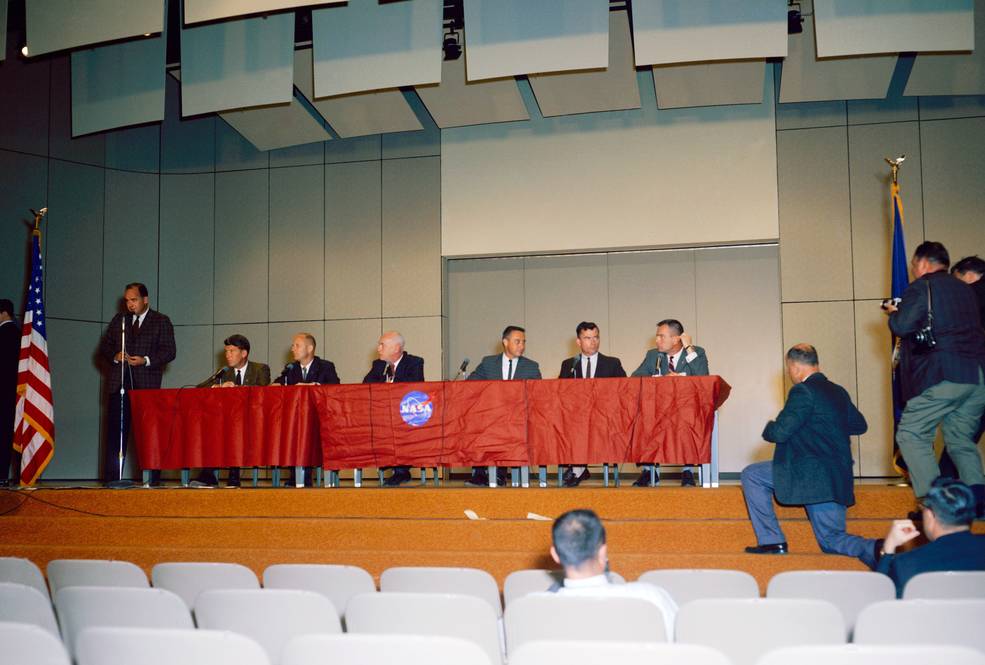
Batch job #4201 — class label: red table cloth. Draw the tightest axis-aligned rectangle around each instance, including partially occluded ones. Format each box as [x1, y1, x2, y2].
[131, 377, 730, 470]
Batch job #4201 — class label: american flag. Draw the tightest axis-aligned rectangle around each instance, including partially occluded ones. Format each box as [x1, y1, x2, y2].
[14, 229, 54, 485]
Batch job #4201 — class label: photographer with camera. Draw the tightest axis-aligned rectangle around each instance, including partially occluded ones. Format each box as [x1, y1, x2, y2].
[885, 242, 985, 514]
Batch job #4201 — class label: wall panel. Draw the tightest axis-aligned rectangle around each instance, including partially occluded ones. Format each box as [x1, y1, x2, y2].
[921, 117, 985, 254]
[214, 169, 269, 324]
[162, 324, 214, 390]
[102, 170, 159, 322]
[321, 319, 375, 385]
[0, 150, 47, 316]
[269, 165, 325, 322]
[854, 301, 897, 477]
[159, 173, 214, 325]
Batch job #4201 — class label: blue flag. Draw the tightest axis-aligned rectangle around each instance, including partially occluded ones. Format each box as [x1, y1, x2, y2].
[890, 182, 908, 474]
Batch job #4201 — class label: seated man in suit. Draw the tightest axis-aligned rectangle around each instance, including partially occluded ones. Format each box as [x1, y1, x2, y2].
[558, 322, 626, 487]
[192, 334, 271, 488]
[276, 333, 340, 386]
[467, 325, 542, 486]
[363, 331, 425, 487]
[877, 477, 985, 597]
[275, 333, 340, 486]
[741, 344, 878, 568]
[544, 509, 677, 639]
[631, 319, 709, 487]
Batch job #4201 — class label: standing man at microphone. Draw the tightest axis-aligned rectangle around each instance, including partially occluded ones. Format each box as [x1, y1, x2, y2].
[363, 331, 425, 486]
[99, 283, 176, 487]
[558, 322, 626, 487]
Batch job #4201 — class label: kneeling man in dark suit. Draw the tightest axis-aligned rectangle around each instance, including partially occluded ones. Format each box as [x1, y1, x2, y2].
[363, 331, 425, 487]
[741, 344, 878, 568]
[558, 321, 626, 486]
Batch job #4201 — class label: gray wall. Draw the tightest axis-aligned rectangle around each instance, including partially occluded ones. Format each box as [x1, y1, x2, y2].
[3, 49, 985, 479]
[0, 56, 442, 480]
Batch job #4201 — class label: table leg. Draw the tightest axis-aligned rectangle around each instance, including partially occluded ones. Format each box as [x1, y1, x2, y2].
[539, 467, 547, 488]
[181, 469, 190, 487]
[272, 468, 281, 488]
[354, 469, 362, 488]
[603, 464, 610, 487]
[520, 466, 530, 488]
[488, 465, 497, 488]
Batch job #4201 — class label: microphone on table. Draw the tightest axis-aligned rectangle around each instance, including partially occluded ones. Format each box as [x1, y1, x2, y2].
[276, 363, 296, 385]
[570, 358, 578, 378]
[202, 366, 225, 385]
[454, 358, 470, 380]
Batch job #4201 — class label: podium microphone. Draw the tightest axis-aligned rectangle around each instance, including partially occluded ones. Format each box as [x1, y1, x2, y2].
[202, 366, 225, 385]
[454, 358, 470, 380]
[276, 363, 296, 385]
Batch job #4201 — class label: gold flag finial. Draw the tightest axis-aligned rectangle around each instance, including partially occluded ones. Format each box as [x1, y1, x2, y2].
[884, 155, 905, 185]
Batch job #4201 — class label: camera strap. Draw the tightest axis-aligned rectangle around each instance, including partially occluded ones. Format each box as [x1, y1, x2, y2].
[925, 279, 934, 328]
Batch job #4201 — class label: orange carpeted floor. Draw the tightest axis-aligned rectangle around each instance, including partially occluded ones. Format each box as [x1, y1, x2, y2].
[1, 484, 977, 593]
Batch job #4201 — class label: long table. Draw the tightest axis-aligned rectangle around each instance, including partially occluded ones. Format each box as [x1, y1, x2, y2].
[130, 376, 730, 486]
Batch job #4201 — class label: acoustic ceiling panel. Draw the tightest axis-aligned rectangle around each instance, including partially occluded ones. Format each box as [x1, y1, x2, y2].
[220, 98, 333, 152]
[415, 34, 529, 128]
[311, 0, 442, 98]
[462, 0, 608, 81]
[294, 49, 422, 138]
[631, 0, 786, 66]
[25, 0, 163, 56]
[180, 12, 295, 117]
[653, 60, 766, 109]
[905, 0, 985, 96]
[184, 0, 344, 25]
[814, 0, 973, 58]
[71, 35, 167, 136]
[779, 17, 897, 103]
[528, 10, 640, 117]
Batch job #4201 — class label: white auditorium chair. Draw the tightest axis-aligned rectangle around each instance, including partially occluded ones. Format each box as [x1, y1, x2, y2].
[766, 570, 895, 635]
[151, 561, 259, 609]
[0, 620, 71, 665]
[380, 566, 503, 616]
[510, 640, 731, 665]
[638, 569, 759, 606]
[756, 644, 985, 665]
[282, 633, 492, 665]
[75, 626, 270, 665]
[262, 563, 375, 617]
[0, 582, 60, 635]
[854, 599, 985, 653]
[504, 594, 669, 656]
[47, 559, 149, 593]
[53, 586, 193, 657]
[0, 556, 50, 599]
[195, 589, 341, 665]
[902, 570, 985, 599]
[346, 592, 503, 665]
[675, 598, 845, 665]
[503, 569, 626, 607]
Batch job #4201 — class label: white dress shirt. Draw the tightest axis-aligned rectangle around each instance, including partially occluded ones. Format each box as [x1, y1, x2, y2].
[547, 574, 678, 640]
[581, 352, 599, 378]
[501, 353, 518, 380]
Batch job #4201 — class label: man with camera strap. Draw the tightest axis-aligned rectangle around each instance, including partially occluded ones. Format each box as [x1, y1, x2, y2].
[885, 241, 985, 515]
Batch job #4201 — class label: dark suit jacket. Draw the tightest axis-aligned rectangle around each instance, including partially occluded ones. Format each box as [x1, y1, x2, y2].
[276, 356, 340, 385]
[631, 346, 709, 377]
[363, 352, 425, 384]
[877, 531, 985, 597]
[197, 361, 271, 388]
[763, 372, 866, 507]
[558, 353, 626, 379]
[0, 320, 19, 449]
[890, 272, 985, 401]
[468, 354, 542, 380]
[99, 309, 177, 392]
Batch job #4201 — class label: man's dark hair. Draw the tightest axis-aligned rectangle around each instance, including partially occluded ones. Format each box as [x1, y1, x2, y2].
[923, 477, 976, 527]
[224, 334, 251, 355]
[786, 344, 819, 366]
[502, 325, 525, 340]
[913, 242, 950, 269]
[125, 282, 149, 298]
[576, 321, 599, 336]
[0, 299, 14, 317]
[951, 255, 985, 277]
[656, 319, 684, 335]
[552, 509, 606, 568]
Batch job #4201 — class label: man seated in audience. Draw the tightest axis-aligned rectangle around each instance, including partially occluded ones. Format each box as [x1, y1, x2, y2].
[545, 509, 677, 639]
[876, 477, 985, 597]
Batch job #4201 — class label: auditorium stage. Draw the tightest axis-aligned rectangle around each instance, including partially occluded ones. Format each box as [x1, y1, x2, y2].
[2, 484, 976, 593]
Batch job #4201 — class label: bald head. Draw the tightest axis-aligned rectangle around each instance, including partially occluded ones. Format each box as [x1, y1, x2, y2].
[377, 331, 406, 364]
[785, 344, 819, 384]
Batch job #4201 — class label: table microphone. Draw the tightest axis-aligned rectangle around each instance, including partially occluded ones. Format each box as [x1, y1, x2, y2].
[454, 358, 470, 380]
[202, 366, 225, 385]
[276, 363, 296, 385]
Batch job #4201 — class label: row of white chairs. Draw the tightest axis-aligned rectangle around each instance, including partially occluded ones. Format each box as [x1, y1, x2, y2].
[4, 581, 985, 665]
[5, 623, 985, 665]
[4, 556, 983, 615]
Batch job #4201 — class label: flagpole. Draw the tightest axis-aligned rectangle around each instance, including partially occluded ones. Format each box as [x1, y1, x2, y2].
[885, 156, 909, 482]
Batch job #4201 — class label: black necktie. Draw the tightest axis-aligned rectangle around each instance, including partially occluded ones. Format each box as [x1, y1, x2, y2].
[508, 358, 514, 380]
[385, 364, 394, 383]
[585, 357, 592, 379]
[234, 369, 242, 386]
[302, 366, 308, 382]
[668, 355, 676, 373]
[133, 315, 141, 334]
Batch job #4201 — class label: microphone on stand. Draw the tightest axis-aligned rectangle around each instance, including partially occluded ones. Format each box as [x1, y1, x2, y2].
[202, 366, 226, 386]
[276, 363, 296, 385]
[453, 358, 470, 380]
[570, 358, 578, 378]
